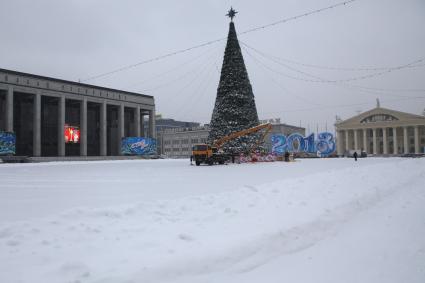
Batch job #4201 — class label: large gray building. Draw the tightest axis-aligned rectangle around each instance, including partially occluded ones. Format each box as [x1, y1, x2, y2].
[335, 105, 425, 156]
[145, 116, 200, 155]
[162, 126, 209, 158]
[0, 68, 155, 157]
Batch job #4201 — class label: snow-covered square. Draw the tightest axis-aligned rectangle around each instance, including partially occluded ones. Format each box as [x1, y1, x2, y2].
[1, 157, 424, 283]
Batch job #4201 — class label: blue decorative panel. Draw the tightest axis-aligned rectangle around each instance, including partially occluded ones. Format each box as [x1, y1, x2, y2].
[121, 137, 156, 155]
[0, 131, 16, 155]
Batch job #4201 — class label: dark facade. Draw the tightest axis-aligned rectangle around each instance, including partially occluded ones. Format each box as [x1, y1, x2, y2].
[0, 68, 156, 157]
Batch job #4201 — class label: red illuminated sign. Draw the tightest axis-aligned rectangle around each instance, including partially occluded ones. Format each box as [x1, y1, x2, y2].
[64, 125, 80, 143]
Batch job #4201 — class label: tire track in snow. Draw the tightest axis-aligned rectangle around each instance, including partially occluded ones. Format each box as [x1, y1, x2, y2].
[119, 160, 425, 283]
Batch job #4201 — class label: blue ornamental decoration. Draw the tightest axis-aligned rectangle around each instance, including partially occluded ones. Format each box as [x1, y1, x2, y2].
[0, 131, 16, 155]
[121, 137, 156, 155]
[271, 132, 336, 157]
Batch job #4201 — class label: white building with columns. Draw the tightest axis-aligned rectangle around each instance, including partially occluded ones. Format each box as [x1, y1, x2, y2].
[335, 106, 425, 156]
[0, 68, 156, 157]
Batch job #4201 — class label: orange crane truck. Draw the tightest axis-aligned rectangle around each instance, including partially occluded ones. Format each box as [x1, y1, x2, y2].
[191, 123, 272, 166]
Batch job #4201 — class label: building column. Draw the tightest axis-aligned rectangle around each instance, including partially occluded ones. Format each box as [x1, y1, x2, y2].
[80, 98, 87, 156]
[372, 128, 377, 155]
[118, 103, 124, 155]
[362, 129, 368, 153]
[149, 109, 156, 139]
[140, 114, 145, 137]
[33, 91, 41, 157]
[383, 128, 388, 154]
[414, 126, 420, 154]
[134, 106, 141, 137]
[337, 130, 343, 156]
[354, 129, 358, 150]
[345, 130, 349, 152]
[100, 100, 107, 156]
[403, 126, 409, 154]
[6, 86, 13, 132]
[393, 127, 398, 154]
[58, 96, 65, 157]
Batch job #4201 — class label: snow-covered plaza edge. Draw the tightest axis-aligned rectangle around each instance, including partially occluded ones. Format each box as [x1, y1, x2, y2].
[0, 157, 424, 283]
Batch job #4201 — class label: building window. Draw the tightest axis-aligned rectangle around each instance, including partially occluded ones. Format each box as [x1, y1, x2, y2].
[5, 75, 8, 81]
[172, 140, 180, 145]
[182, 139, 189, 144]
[191, 138, 198, 143]
[16, 77, 19, 83]
[62, 85, 65, 90]
[27, 79, 30, 85]
[361, 114, 399, 123]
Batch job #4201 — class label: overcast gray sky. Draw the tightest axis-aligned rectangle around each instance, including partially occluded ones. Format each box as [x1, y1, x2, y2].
[1, 0, 424, 133]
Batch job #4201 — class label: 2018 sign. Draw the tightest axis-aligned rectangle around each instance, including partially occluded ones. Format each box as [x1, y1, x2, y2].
[271, 132, 336, 157]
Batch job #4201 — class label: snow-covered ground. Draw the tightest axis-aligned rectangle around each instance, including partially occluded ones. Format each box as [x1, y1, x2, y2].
[0, 158, 424, 283]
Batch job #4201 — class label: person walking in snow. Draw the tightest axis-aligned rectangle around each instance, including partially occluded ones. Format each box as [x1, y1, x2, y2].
[284, 151, 290, 162]
[353, 151, 358, 161]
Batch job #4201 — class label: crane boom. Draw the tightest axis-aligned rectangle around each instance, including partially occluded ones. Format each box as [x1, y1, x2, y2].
[213, 123, 272, 148]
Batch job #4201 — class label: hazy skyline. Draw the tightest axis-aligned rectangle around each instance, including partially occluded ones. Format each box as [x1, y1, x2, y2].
[1, 0, 424, 133]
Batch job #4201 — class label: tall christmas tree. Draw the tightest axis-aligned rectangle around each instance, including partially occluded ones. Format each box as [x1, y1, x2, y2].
[208, 8, 260, 154]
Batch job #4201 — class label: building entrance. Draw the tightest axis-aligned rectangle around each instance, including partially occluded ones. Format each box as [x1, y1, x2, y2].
[87, 102, 100, 156]
[13, 92, 34, 156]
[0, 91, 5, 131]
[41, 96, 58, 156]
[107, 105, 118, 156]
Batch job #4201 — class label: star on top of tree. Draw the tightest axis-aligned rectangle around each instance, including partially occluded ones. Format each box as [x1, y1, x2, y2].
[226, 7, 238, 21]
